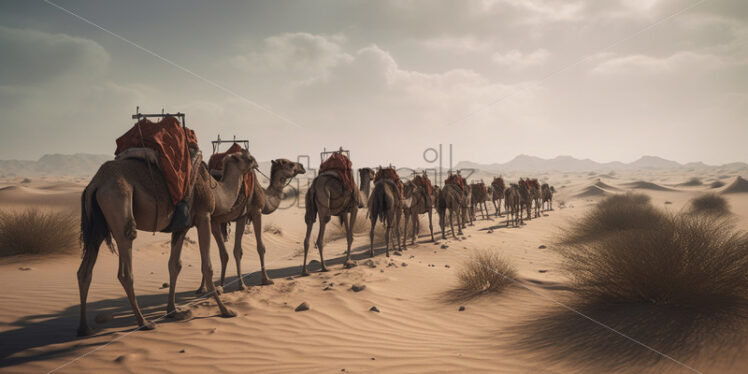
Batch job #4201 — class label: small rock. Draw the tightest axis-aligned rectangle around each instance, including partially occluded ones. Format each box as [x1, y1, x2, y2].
[444, 264, 450, 268]
[401, 262, 408, 267]
[487, 230, 493, 234]
[459, 306, 466, 311]
[538, 245, 547, 249]
[371, 357, 376, 360]
[441, 244, 449, 249]
[350, 284, 366, 292]
[18, 267, 32, 271]
[150, 271, 154, 274]
[295, 302, 310, 312]
[94, 312, 113, 324]
[538, 269, 548, 273]
[179, 349, 186, 354]
[393, 251, 402, 256]
[409, 255, 415, 259]
[161, 282, 169, 289]
[323, 286, 333, 291]
[369, 306, 380, 312]
[380, 269, 384, 273]
[664, 201, 673, 205]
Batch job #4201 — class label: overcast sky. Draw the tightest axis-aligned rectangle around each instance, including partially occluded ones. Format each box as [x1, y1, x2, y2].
[0, 0, 746, 167]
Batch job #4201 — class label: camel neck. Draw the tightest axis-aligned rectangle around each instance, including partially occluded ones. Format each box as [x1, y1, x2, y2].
[262, 169, 287, 214]
[213, 163, 244, 214]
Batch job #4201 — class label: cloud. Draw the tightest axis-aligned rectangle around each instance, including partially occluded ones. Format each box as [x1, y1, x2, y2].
[591, 52, 727, 75]
[230, 32, 352, 79]
[0, 26, 110, 86]
[491, 49, 550, 69]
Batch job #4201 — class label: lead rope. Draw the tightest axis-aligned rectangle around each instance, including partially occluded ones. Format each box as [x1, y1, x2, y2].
[136, 120, 159, 236]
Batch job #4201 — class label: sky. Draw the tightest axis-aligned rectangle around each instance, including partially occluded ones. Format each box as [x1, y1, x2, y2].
[0, 0, 746, 167]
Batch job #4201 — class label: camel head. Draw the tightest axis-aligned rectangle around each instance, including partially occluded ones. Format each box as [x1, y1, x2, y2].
[224, 149, 257, 174]
[270, 159, 306, 184]
[359, 167, 375, 180]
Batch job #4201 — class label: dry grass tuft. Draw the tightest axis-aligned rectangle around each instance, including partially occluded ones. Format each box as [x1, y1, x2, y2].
[559, 193, 662, 245]
[446, 250, 516, 301]
[710, 180, 726, 188]
[679, 177, 702, 186]
[263, 223, 283, 236]
[559, 211, 748, 308]
[0, 209, 79, 257]
[689, 193, 730, 216]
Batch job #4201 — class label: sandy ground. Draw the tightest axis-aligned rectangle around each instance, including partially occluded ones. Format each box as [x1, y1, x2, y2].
[0, 170, 747, 373]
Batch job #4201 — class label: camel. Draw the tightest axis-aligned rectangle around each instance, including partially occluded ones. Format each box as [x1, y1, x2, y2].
[369, 173, 403, 257]
[528, 179, 542, 218]
[358, 167, 375, 201]
[77, 149, 255, 336]
[462, 184, 474, 227]
[541, 183, 555, 211]
[200, 158, 306, 292]
[402, 180, 435, 247]
[504, 183, 522, 227]
[470, 182, 490, 220]
[490, 177, 506, 217]
[518, 179, 533, 221]
[437, 183, 465, 239]
[301, 166, 361, 275]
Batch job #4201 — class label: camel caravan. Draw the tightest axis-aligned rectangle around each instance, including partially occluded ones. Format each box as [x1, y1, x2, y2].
[77, 112, 554, 336]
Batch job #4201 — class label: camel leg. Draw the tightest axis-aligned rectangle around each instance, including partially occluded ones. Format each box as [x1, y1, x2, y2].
[116, 242, 154, 330]
[401, 210, 408, 250]
[427, 209, 434, 242]
[315, 216, 329, 272]
[76, 235, 101, 337]
[384, 215, 391, 257]
[343, 212, 355, 268]
[439, 210, 446, 240]
[394, 210, 402, 252]
[250, 212, 273, 285]
[167, 231, 191, 320]
[232, 215, 248, 290]
[369, 215, 376, 258]
[195, 213, 235, 318]
[211, 221, 229, 288]
[411, 211, 418, 245]
[301, 220, 314, 276]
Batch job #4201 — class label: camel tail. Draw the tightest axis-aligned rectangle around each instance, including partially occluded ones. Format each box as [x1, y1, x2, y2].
[369, 183, 389, 223]
[304, 182, 318, 224]
[80, 186, 114, 257]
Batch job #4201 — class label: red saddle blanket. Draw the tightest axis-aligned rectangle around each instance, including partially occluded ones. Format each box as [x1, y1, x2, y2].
[320, 153, 357, 192]
[208, 143, 255, 199]
[412, 175, 433, 196]
[115, 116, 198, 206]
[445, 174, 466, 191]
[476, 182, 487, 195]
[375, 168, 403, 198]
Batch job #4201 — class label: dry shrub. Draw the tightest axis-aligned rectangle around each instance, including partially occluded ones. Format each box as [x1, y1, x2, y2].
[680, 177, 702, 186]
[263, 223, 282, 236]
[559, 212, 748, 308]
[689, 193, 730, 216]
[710, 180, 725, 188]
[449, 250, 516, 300]
[559, 193, 662, 245]
[0, 209, 79, 256]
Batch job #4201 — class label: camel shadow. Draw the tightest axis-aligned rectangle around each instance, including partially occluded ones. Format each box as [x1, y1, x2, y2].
[500, 301, 748, 372]
[0, 286, 219, 369]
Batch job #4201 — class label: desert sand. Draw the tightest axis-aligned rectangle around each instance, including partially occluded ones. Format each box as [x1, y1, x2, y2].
[1, 169, 747, 373]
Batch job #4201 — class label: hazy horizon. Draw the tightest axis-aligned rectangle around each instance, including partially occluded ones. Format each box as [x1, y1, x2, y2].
[1, 0, 746, 167]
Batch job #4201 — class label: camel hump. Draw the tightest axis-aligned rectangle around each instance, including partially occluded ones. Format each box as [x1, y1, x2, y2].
[115, 147, 160, 167]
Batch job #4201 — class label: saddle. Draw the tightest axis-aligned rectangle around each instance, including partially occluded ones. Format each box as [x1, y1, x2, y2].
[375, 168, 403, 199]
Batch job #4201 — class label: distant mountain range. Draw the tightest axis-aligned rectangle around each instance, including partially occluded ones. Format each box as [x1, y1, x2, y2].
[0, 154, 113, 177]
[1, 153, 746, 177]
[456, 155, 748, 172]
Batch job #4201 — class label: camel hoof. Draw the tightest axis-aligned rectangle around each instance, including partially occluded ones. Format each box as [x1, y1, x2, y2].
[300, 270, 310, 277]
[77, 326, 95, 337]
[167, 309, 193, 321]
[141, 321, 156, 331]
[222, 308, 237, 318]
[343, 261, 356, 269]
[260, 278, 274, 286]
[320, 267, 330, 273]
[195, 287, 207, 295]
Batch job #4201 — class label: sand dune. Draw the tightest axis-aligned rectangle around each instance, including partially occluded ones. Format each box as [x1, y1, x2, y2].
[622, 180, 674, 191]
[574, 185, 610, 198]
[722, 176, 748, 194]
[1, 172, 747, 373]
